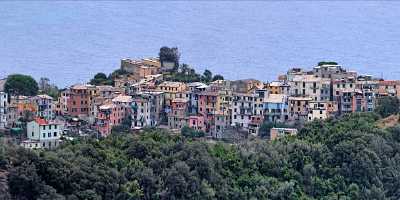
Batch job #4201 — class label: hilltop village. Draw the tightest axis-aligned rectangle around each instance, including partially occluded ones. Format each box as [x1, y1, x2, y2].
[0, 48, 399, 149]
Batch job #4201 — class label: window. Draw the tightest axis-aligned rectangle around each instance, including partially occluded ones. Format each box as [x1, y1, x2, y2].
[43, 133, 46, 138]
[32, 132, 34, 137]
[54, 132, 57, 137]
[48, 132, 51, 137]
[43, 126, 46, 130]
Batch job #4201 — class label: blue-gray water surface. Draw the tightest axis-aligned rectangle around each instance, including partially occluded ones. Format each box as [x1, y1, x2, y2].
[1, 1, 400, 87]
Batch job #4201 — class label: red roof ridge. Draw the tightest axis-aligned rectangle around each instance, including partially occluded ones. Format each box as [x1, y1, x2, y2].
[35, 117, 48, 125]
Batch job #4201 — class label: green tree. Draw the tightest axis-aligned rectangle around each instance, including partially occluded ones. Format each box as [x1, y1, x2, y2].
[159, 46, 180, 69]
[5, 74, 39, 96]
[375, 96, 400, 118]
[90, 72, 113, 86]
[318, 61, 338, 66]
[181, 126, 205, 138]
[202, 70, 213, 83]
[212, 74, 224, 81]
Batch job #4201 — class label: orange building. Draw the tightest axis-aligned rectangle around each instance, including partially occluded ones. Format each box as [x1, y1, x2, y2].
[66, 84, 97, 118]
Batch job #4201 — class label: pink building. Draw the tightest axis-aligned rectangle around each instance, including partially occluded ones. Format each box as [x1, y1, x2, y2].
[197, 91, 218, 132]
[168, 98, 188, 129]
[188, 115, 205, 131]
[95, 103, 127, 137]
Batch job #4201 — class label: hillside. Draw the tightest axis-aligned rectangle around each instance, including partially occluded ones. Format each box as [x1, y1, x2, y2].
[1, 113, 400, 200]
[376, 114, 399, 129]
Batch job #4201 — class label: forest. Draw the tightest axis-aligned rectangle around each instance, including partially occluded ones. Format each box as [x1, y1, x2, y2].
[1, 112, 400, 200]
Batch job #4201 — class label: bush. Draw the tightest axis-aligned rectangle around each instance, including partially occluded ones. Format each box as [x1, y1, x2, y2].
[181, 126, 205, 138]
[318, 61, 338, 66]
[375, 96, 400, 118]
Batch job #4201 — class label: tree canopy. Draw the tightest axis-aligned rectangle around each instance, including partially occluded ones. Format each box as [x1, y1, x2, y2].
[181, 126, 205, 138]
[202, 70, 213, 83]
[318, 61, 338, 66]
[159, 46, 180, 68]
[2, 113, 400, 199]
[5, 74, 39, 96]
[89, 72, 113, 86]
[212, 74, 224, 81]
[375, 96, 400, 118]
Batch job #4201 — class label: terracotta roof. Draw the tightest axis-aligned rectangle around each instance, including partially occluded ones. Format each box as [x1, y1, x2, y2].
[379, 80, 400, 86]
[35, 117, 48, 125]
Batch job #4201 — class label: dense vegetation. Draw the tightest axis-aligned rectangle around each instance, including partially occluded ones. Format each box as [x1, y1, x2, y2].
[159, 46, 180, 68]
[317, 61, 338, 66]
[165, 63, 224, 83]
[5, 74, 39, 96]
[1, 112, 400, 199]
[375, 96, 400, 118]
[90, 72, 114, 86]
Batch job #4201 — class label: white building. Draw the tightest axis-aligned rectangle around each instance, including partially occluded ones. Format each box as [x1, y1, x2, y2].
[307, 101, 329, 121]
[290, 75, 331, 101]
[131, 92, 164, 128]
[0, 92, 7, 129]
[231, 93, 255, 129]
[22, 118, 63, 149]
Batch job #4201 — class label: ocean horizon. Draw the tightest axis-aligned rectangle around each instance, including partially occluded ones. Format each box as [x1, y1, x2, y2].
[1, 1, 400, 87]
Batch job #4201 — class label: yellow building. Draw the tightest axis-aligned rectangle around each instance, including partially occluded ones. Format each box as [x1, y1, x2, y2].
[157, 81, 188, 109]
